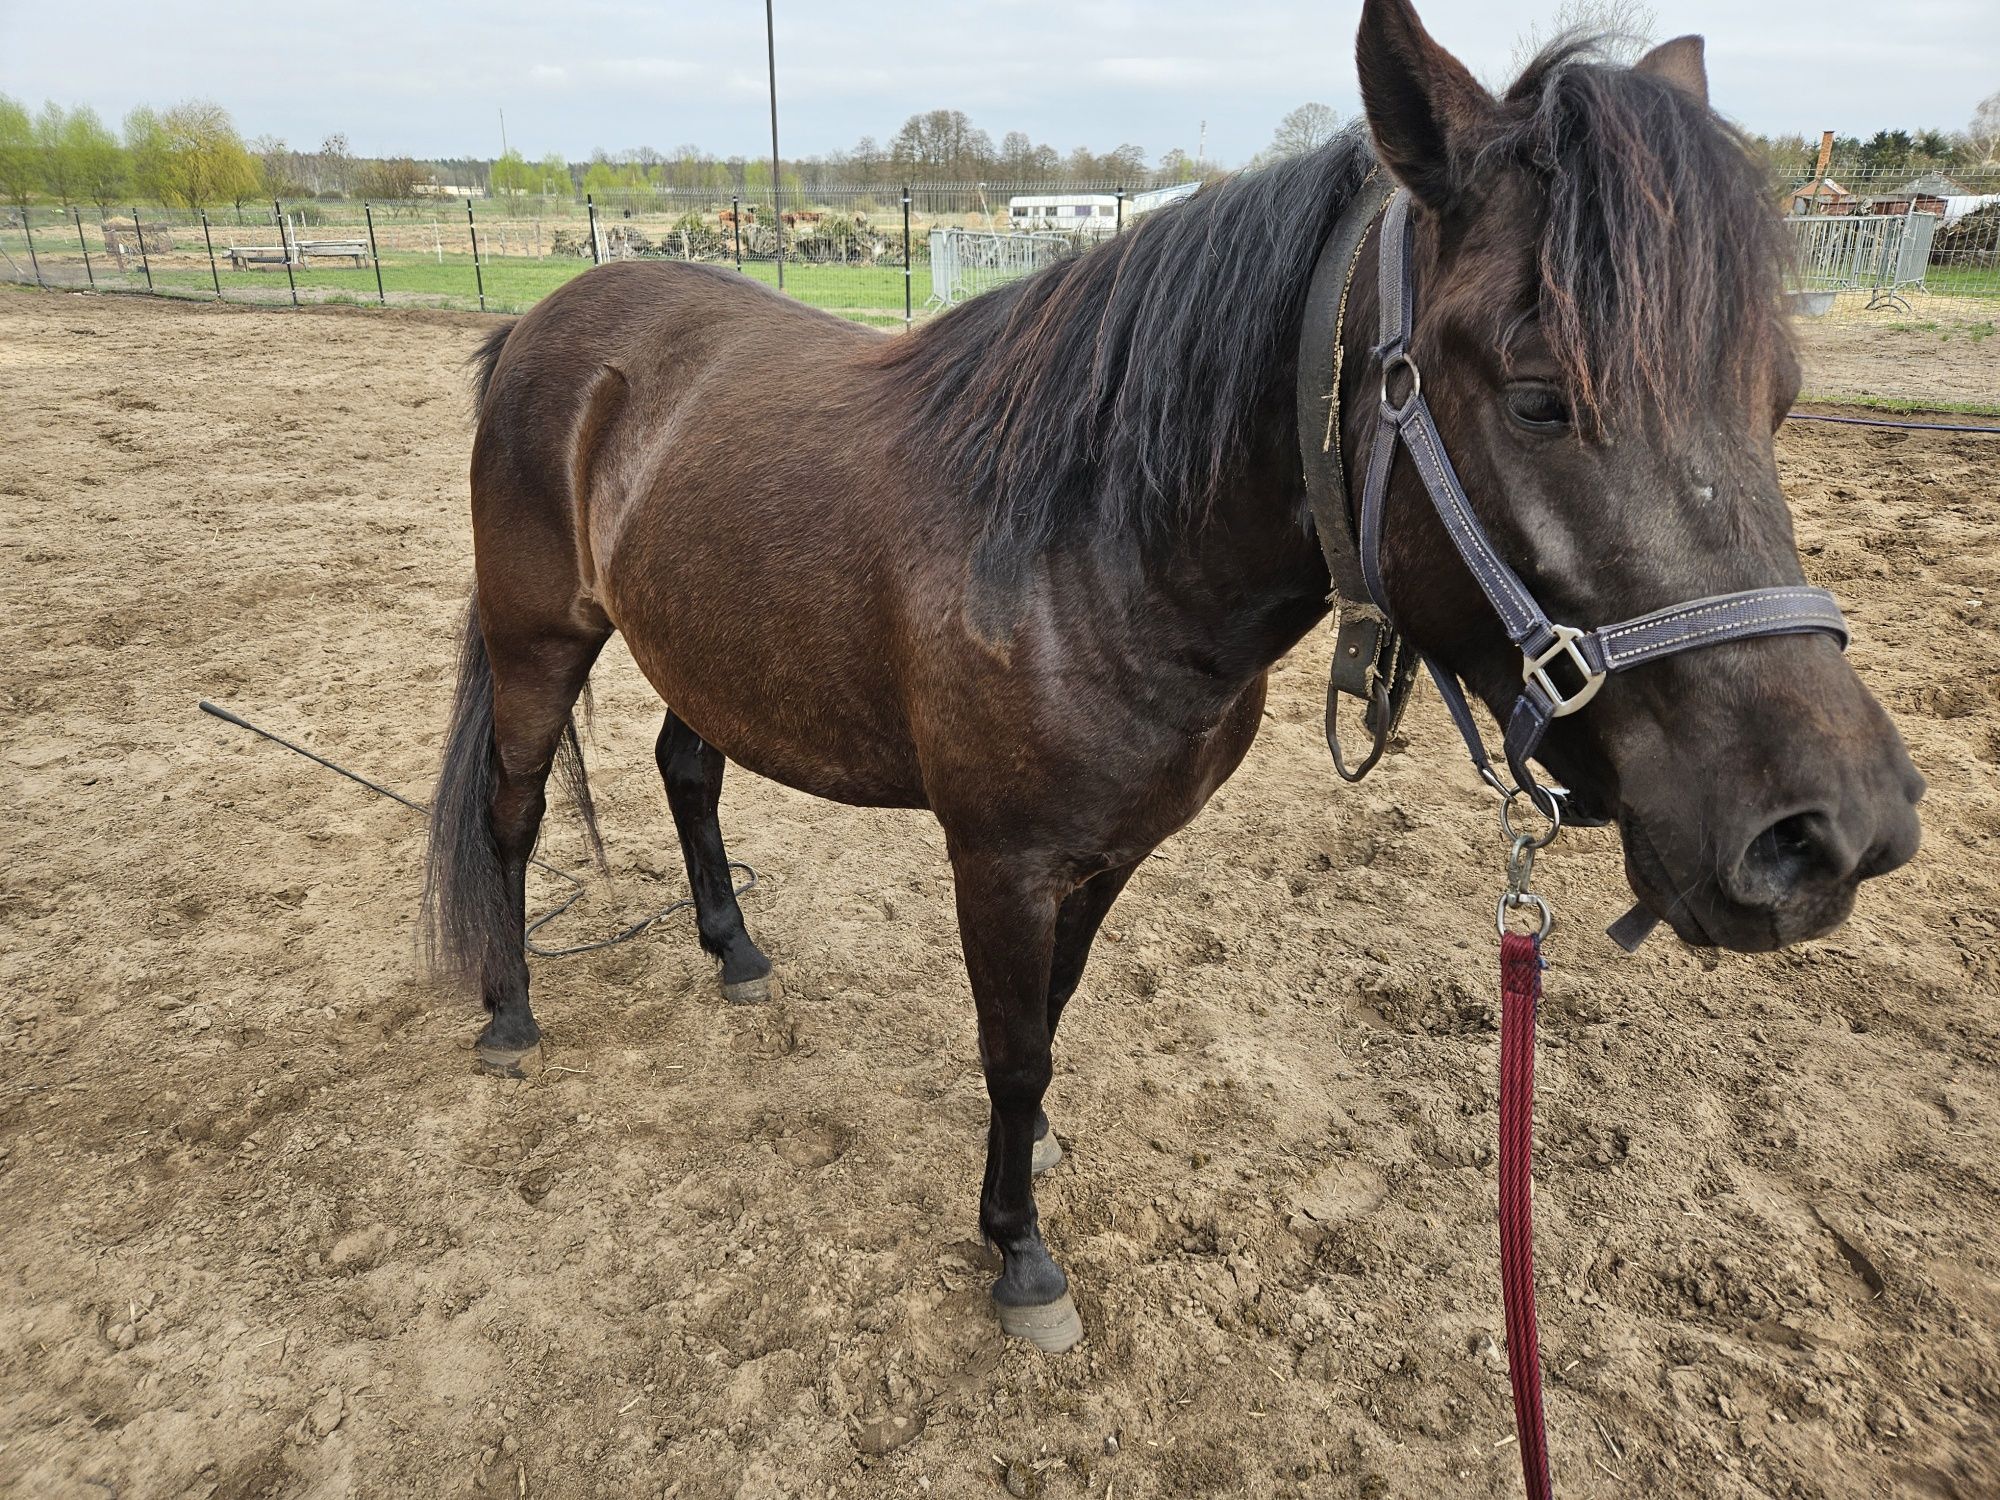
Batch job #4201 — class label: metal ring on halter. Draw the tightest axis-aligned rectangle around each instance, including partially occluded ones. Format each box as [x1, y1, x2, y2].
[1380, 352, 1422, 419]
[1498, 786, 1563, 850]
[1497, 890, 1554, 940]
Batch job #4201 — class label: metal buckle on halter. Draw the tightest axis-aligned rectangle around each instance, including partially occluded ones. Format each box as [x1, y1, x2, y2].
[1522, 624, 1606, 718]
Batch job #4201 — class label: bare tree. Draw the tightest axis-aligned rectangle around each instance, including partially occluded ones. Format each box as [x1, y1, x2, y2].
[1967, 90, 2000, 166]
[1261, 102, 1342, 164]
[1508, 0, 1658, 78]
[354, 156, 422, 200]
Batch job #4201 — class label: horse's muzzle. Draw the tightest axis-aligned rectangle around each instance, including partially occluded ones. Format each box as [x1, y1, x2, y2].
[1621, 758, 1923, 952]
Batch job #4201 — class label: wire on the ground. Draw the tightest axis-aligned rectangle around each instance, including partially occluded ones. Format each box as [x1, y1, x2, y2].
[1785, 412, 2000, 435]
[197, 700, 754, 959]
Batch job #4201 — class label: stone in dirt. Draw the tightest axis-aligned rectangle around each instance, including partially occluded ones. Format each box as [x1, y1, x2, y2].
[327, 1224, 397, 1272]
[305, 1387, 345, 1440]
[853, 1406, 925, 1456]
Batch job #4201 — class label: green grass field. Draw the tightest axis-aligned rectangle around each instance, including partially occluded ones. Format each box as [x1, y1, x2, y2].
[0, 229, 936, 326]
[1920, 264, 2000, 298]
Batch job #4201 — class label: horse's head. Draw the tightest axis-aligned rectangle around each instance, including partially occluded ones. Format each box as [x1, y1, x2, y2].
[1349, 0, 1921, 951]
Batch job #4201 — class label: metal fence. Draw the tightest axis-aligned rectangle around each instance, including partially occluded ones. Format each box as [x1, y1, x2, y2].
[1784, 211, 1941, 309]
[5, 164, 1998, 328]
[0, 184, 1172, 328]
[926, 227, 1094, 307]
[1779, 163, 2000, 309]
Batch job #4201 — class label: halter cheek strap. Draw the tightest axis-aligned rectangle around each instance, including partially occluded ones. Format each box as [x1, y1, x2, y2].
[1350, 190, 1852, 945]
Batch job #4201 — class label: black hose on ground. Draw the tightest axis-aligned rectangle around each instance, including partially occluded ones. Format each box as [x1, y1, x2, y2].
[197, 700, 754, 959]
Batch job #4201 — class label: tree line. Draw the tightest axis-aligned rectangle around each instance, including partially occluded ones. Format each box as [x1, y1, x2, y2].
[3, 87, 1995, 219]
[0, 97, 434, 212]
[0, 95, 1219, 215]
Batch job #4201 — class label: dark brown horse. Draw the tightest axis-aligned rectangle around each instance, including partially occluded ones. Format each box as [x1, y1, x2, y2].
[424, 0, 1922, 1351]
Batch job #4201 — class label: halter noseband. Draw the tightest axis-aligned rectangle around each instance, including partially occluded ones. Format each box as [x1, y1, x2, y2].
[1300, 181, 1852, 948]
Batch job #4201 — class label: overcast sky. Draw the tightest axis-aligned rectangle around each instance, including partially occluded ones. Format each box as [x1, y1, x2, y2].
[2, 1, 1995, 167]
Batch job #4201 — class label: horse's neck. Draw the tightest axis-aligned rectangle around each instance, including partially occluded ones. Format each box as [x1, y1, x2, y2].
[1088, 468, 1330, 697]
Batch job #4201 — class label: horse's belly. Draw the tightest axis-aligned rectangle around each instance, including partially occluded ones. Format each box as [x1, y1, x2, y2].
[610, 601, 929, 810]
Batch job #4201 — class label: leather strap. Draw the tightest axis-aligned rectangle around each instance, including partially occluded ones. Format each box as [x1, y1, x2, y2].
[1296, 169, 1395, 605]
[1353, 185, 1854, 936]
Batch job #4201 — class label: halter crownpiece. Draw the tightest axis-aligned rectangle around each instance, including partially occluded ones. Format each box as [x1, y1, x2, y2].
[1299, 181, 1853, 948]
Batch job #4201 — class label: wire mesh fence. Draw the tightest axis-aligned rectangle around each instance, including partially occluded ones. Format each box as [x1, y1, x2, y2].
[1778, 164, 2000, 314]
[4, 163, 1996, 342]
[0, 184, 1150, 324]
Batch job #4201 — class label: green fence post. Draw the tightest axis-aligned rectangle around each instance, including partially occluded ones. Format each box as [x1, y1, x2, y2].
[275, 200, 298, 306]
[467, 200, 486, 312]
[22, 208, 44, 287]
[131, 206, 155, 292]
[201, 210, 221, 298]
[365, 203, 386, 305]
[73, 206, 94, 289]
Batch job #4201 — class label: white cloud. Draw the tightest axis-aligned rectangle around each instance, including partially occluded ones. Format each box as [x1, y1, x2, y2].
[0, 0, 1994, 167]
[1095, 57, 1215, 86]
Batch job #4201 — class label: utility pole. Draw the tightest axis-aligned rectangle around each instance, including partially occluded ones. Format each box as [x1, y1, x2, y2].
[1197, 119, 1207, 168]
[765, 0, 785, 288]
[499, 108, 509, 159]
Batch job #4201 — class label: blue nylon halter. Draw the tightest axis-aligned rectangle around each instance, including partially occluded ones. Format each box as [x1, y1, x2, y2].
[1352, 190, 1851, 946]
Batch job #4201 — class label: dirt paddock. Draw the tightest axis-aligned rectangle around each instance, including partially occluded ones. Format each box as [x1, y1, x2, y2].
[1, 287, 1996, 1500]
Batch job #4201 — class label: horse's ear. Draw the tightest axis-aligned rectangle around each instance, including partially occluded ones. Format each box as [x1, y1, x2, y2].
[1356, 0, 1494, 211]
[1634, 35, 1709, 106]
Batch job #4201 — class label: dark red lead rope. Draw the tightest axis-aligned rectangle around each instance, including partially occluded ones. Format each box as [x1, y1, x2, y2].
[1499, 930, 1554, 1499]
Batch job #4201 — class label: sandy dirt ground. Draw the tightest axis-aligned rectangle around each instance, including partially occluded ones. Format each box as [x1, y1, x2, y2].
[1792, 299, 1999, 410]
[1, 286, 1997, 1500]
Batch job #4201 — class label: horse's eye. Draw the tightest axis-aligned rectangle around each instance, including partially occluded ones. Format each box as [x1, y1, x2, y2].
[1505, 383, 1571, 432]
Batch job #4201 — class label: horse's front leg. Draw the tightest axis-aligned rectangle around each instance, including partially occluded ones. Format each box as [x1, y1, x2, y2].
[1029, 857, 1144, 1176]
[950, 850, 1082, 1352]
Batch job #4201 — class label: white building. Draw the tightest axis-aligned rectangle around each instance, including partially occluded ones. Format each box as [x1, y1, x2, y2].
[1005, 181, 1202, 234]
[1007, 194, 1122, 233]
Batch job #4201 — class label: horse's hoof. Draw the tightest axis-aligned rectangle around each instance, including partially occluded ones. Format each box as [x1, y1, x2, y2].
[995, 1291, 1083, 1353]
[720, 974, 771, 1005]
[475, 1042, 542, 1078]
[1032, 1131, 1064, 1175]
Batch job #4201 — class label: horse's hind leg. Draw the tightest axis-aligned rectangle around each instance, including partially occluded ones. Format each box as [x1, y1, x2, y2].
[656, 711, 772, 1004]
[475, 619, 608, 1068]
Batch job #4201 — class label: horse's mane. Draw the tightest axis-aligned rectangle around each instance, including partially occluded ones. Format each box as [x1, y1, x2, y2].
[874, 40, 1786, 550]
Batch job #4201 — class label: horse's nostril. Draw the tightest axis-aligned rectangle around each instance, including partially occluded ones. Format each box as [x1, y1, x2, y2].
[1734, 810, 1850, 907]
[1765, 814, 1818, 863]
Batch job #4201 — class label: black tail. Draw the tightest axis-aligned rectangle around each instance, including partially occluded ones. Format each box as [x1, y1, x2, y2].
[421, 604, 606, 988]
[422, 603, 507, 984]
[426, 321, 604, 987]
